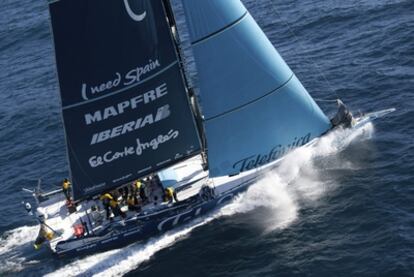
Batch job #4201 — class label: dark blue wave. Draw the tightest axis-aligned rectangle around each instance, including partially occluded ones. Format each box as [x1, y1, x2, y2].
[0, 0, 413, 276]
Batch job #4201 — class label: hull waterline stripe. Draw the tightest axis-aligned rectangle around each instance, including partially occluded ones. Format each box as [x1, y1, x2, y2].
[62, 61, 178, 110]
[191, 11, 249, 46]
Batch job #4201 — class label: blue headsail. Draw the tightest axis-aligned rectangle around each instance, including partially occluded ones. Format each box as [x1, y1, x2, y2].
[49, 0, 201, 200]
[182, 0, 332, 176]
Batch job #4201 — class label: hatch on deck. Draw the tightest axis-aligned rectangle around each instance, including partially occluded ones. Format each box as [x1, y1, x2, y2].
[158, 156, 207, 190]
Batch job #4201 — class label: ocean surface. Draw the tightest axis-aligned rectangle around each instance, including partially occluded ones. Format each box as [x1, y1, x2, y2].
[0, 0, 413, 276]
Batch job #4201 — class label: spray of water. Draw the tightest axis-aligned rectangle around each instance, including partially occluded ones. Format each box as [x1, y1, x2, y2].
[0, 226, 39, 256]
[2, 123, 374, 276]
[221, 123, 374, 232]
[0, 225, 40, 274]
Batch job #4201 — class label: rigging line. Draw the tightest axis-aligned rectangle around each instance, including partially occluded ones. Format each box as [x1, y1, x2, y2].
[313, 98, 338, 103]
[268, 0, 340, 99]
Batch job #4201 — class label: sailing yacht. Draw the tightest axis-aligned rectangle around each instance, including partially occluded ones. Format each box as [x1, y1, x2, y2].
[24, 0, 393, 257]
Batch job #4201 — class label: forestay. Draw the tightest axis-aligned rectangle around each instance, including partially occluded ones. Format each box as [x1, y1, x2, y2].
[49, 0, 201, 200]
[182, 0, 331, 176]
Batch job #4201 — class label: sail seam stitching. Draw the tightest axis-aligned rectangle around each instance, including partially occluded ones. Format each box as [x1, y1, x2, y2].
[62, 61, 178, 110]
[191, 11, 249, 46]
[205, 74, 294, 121]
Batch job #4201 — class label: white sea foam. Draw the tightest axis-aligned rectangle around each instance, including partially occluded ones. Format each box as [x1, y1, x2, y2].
[4, 123, 374, 276]
[44, 214, 220, 277]
[0, 225, 40, 275]
[0, 258, 27, 274]
[221, 123, 374, 232]
[0, 225, 39, 256]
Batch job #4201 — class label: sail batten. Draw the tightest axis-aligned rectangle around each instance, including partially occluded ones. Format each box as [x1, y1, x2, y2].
[182, 0, 247, 43]
[191, 11, 248, 46]
[49, 0, 201, 200]
[207, 74, 294, 121]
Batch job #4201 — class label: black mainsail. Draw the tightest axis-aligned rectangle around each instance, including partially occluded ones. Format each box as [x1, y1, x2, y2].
[49, 0, 201, 200]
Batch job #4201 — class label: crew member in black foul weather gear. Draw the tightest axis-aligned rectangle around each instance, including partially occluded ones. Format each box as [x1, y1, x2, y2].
[134, 180, 147, 203]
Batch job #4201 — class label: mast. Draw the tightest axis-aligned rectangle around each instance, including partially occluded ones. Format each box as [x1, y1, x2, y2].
[162, 0, 208, 168]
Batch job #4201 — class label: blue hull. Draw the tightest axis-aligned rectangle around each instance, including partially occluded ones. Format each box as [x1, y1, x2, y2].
[55, 177, 257, 258]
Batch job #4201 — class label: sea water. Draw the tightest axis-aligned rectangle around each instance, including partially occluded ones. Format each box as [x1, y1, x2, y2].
[0, 0, 413, 276]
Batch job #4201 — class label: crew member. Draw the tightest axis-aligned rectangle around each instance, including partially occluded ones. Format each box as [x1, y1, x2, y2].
[33, 213, 54, 250]
[127, 195, 141, 212]
[118, 186, 129, 204]
[100, 192, 126, 220]
[90, 205, 104, 226]
[164, 187, 178, 203]
[134, 180, 147, 203]
[62, 178, 71, 202]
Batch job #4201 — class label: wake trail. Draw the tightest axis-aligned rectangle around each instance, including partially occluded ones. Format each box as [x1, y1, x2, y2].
[0, 225, 39, 256]
[0, 225, 40, 275]
[16, 123, 374, 276]
[45, 213, 223, 277]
